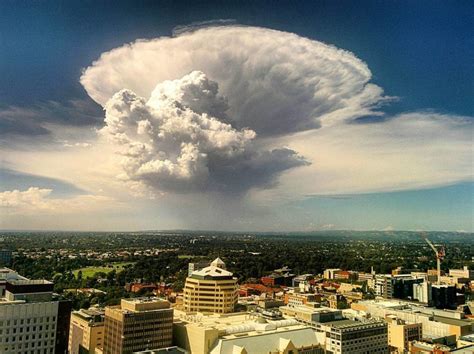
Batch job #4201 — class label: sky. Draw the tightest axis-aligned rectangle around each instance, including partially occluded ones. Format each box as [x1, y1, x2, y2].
[0, 1, 472, 232]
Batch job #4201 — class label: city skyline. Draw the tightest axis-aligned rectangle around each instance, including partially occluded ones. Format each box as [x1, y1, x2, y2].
[0, 1, 472, 232]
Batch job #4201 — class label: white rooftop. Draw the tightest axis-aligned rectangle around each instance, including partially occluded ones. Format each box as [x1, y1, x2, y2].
[192, 265, 233, 278]
[211, 257, 226, 268]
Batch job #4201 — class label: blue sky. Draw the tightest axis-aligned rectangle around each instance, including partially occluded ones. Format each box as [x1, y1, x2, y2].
[0, 1, 472, 231]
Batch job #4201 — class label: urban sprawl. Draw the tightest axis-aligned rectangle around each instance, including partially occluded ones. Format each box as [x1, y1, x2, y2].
[0, 231, 473, 354]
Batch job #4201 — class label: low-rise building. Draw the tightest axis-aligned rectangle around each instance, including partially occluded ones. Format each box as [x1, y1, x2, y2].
[324, 269, 341, 280]
[321, 319, 388, 353]
[173, 310, 323, 354]
[450, 266, 474, 281]
[386, 315, 422, 353]
[284, 292, 318, 307]
[351, 300, 473, 340]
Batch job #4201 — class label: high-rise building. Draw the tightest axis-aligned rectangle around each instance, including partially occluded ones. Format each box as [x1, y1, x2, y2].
[0, 277, 72, 354]
[68, 307, 105, 354]
[103, 297, 173, 354]
[183, 258, 238, 314]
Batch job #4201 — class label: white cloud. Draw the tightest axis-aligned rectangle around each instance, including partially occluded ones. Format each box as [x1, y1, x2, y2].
[81, 26, 392, 136]
[0, 187, 116, 215]
[266, 112, 473, 198]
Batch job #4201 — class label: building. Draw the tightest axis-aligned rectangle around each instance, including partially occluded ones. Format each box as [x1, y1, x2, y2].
[0, 267, 27, 296]
[133, 347, 187, 354]
[280, 305, 344, 324]
[375, 274, 423, 300]
[324, 269, 341, 280]
[261, 267, 295, 287]
[103, 297, 173, 354]
[450, 266, 474, 281]
[183, 258, 238, 314]
[68, 307, 105, 354]
[386, 315, 422, 352]
[173, 310, 323, 354]
[321, 319, 388, 353]
[409, 341, 451, 353]
[292, 274, 314, 288]
[413, 281, 432, 305]
[281, 303, 388, 353]
[328, 294, 348, 309]
[188, 260, 211, 276]
[392, 276, 424, 300]
[0, 249, 12, 267]
[284, 292, 318, 307]
[432, 284, 457, 310]
[334, 271, 358, 281]
[351, 300, 473, 340]
[0, 277, 72, 354]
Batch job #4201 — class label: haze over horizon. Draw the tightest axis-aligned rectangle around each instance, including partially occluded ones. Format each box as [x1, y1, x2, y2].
[1, 1, 473, 232]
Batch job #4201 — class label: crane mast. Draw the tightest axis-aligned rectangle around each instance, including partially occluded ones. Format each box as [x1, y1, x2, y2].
[421, 232, 445, 285]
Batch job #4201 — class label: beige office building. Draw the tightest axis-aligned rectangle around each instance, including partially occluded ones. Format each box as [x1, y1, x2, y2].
[173, 310, 323, 354]
[68, 307, 105, 354]
[103, 298, 173, 354]
[386, 315, 422, 353]
[183, 258, 238, 314]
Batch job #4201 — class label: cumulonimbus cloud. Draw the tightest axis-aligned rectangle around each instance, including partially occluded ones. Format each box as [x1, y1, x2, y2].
[74, 25, 472, 199]
[81, 26, 392, 136]
[101, 71, 308, 193]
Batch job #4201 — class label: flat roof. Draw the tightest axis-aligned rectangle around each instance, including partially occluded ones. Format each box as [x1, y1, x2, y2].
[433, 315, 473, 327]
[324, 319, 385, 329]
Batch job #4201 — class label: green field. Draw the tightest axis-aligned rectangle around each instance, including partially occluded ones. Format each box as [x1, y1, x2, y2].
[73, 262, 135, 278]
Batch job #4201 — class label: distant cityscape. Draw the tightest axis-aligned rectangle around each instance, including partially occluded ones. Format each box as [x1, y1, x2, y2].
[0, 231, 473, 353]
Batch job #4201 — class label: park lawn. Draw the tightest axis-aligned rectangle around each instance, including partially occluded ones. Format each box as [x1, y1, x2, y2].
[178, 255, 195, 259]
[73, 262, 135, 278]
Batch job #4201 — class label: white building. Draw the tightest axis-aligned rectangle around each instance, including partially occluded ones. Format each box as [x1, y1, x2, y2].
[324, 269, 341, 280]
[413, 281, 432, 304]
[0, 278, 69, 354]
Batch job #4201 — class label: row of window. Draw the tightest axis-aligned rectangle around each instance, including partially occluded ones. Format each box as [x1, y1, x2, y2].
[0, 317, 56, 327]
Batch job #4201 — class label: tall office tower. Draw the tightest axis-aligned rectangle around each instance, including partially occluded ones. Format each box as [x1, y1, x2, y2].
[183, 258, 238, 314]
[68, 307, 105, 354]
[0, 277, 72, 354]
[103, 298, 173, 354]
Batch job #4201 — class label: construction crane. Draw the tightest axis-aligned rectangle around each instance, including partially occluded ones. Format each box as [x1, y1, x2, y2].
[421, 232, 445, 285]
